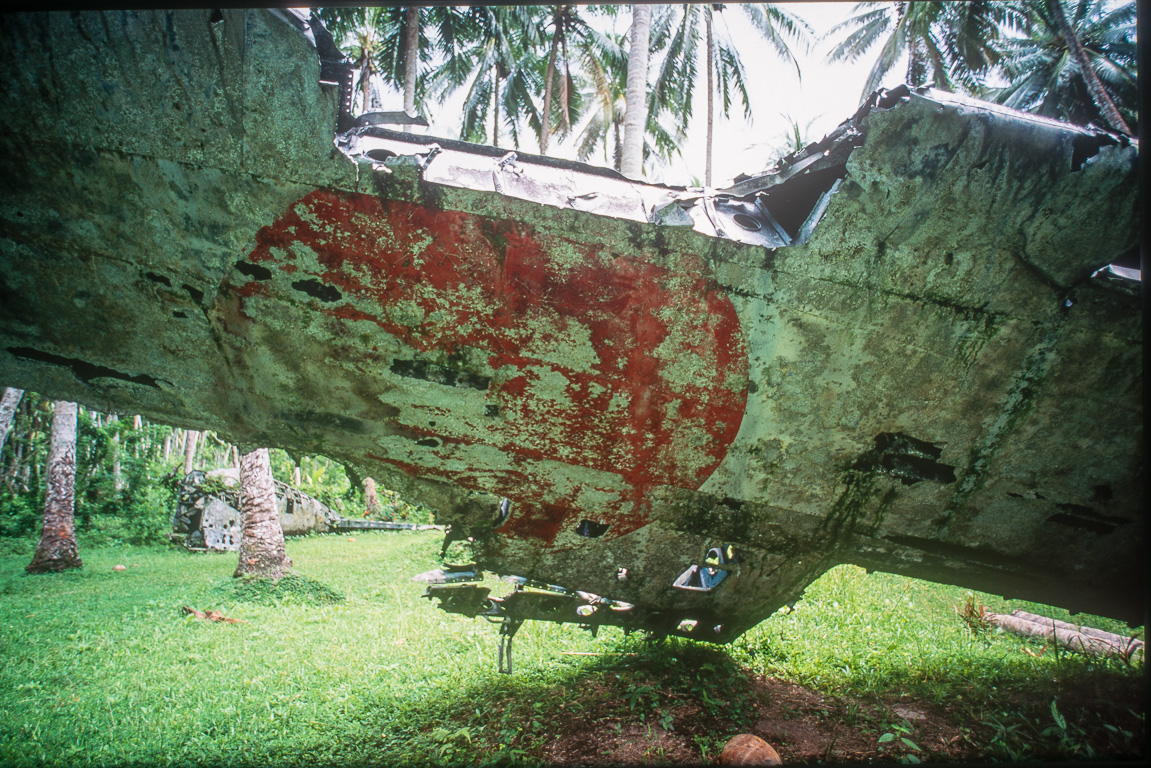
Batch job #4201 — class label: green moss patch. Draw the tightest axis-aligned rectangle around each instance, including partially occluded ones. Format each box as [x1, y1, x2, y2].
[213, 572, 345, 606]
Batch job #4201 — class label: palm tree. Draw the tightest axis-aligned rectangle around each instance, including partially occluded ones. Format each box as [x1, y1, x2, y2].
[575, 24, 685, 174]
[234, 448, 293, 579]
[26, 401, 82, 573]
[183, 429, 199, 477]
[538, 5, 616, 155]
[322, 6, 388, 115]
[621, 4, 651, 177]
[429, 5, 549, 148]
[0, 387, 22, 454]
[319, 5, 478, 123]
[985, 0, 1135, 133]
[826, 1, 1025, 102]
[651, 4, 811, 185]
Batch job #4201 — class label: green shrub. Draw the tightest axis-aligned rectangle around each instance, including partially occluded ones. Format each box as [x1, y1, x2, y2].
[0, 489, 42, 538]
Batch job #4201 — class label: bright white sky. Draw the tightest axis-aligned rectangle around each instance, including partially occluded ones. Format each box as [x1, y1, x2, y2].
[379, 2, 908, 187]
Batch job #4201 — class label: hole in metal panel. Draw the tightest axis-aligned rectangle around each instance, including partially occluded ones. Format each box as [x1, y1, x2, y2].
[732, 213, 762, 231]
[575, 520, 610, 538]
[366, 148, 397, 162]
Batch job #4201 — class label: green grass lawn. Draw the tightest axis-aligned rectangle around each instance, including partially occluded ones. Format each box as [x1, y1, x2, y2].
[0, 532, 1143, 766]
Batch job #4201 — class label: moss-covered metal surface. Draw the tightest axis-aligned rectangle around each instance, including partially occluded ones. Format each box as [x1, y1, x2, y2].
[0, 10, 1141, 640]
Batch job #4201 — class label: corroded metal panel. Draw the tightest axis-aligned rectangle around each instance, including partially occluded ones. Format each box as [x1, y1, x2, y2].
[0, 10, 1141, 640]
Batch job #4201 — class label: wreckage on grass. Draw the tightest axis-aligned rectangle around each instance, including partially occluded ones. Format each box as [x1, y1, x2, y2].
[170, 469, 432, 551]
[0, 10, 1141, 660]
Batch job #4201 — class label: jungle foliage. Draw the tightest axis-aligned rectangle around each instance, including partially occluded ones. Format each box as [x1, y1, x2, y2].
[0, 393, 376, 547]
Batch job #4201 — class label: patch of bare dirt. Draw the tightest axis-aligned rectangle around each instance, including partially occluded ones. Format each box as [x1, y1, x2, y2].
[535, 668, 1140, 765]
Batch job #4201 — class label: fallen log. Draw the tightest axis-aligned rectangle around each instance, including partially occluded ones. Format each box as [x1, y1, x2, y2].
[1009, 609, 1143, 647]
[984, 610, 1143, 662]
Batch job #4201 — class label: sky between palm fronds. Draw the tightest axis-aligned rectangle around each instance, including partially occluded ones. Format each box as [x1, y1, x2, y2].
[358, 2, 1133, 188]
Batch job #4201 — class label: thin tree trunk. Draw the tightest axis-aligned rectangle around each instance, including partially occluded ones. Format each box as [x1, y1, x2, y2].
[184, 430, 199, 476]
[234, 447, 292, 579]
[705, 7, 715, 187]
[492, 69, 501, 148]
[360, 61, 372, 115]
[540, 10, 562, 155]
[1048, 0, 1132, 134]
[613, 121, 622, 171]
[26, 401, 82, 574]
[293, 464, 302, 487]
[907, 37, 926, 86]
[109, 414, 123, 492]
[621, 4, 651, 178]
[402, 5, 419, 132]
[0, 387, 23, 455]
[364, 476, 381, 514]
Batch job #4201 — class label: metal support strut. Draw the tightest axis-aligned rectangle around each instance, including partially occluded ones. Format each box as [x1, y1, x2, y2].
[497, 617, 523, 674]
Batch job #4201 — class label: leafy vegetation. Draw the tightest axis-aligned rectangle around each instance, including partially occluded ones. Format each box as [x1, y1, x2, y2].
[983, 0, 1137, 130]
[0, 393, 426, 551]
[0, 531, 1141, 766]
[215, 573, 346, 607]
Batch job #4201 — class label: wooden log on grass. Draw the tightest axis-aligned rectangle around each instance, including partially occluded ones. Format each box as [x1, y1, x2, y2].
[985, 611, 1143, 662]
[1010, 610, 1143, 648]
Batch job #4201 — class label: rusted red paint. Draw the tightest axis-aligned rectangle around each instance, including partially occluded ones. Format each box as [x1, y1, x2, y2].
[247, 189, 749, 545]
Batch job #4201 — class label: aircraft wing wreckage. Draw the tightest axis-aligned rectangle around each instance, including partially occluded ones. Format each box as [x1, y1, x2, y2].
[0, 11, 1142, 652]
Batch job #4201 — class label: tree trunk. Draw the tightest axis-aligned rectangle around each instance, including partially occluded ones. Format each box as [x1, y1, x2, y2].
[492, 69, 501, 148]
[0, 387, 23, 454]
[109, 414, 123, 492]
[985, 609, 1144, 662]
[184, 430, 199, 476]
[293, 463, 302, 487]
[360, 60, 372, 115]
[364, 476, 381, 514]
[540, 10, 562, 155]
[26, 401, 82, 574]
[402, 5, 419, 133]
[705, 7, 715, 187]
[234, 447, 292, 579]
[907, 32, 928, 87]
[1048, 0, 1132, 135]
[621, 4, 651, 178]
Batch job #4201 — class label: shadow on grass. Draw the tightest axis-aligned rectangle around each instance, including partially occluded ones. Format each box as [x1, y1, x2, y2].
[361, 636, 758, 766]
[361, 630, 1145, 766]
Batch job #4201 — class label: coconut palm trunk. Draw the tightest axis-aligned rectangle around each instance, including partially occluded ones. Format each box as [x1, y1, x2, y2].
[1047, 0, 1131, 134]
[492, 68, 501, 148]
[183, 429, 199, 476]
[705, 7, 715, 187]
[621, 4, 651, 178]
[402, 5, 419, 132]
[26, 401, 81, 574]
[0, 387, 23, 454]
[234, 447, 292, 579]
[540, 15, 562, 155]
[360, 60, 373, 114]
